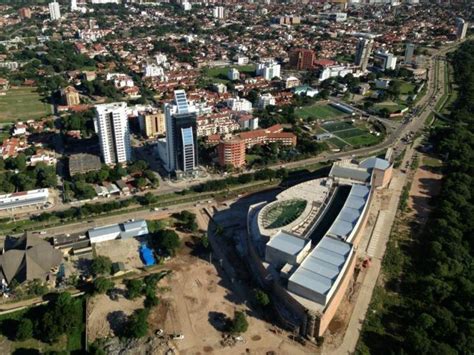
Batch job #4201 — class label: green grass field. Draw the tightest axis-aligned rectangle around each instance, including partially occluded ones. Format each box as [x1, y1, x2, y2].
[296, 104, 346, 120]
[374, 101, 407, 113]
[334, 128, 366, 139]
[345, 133, 383, 147]
[322, 121, 354, 132]
[0, 87, 51, 122]
[327, 137, 348, 149]
[202, 65, 255, 83]
[398, 81, 416, 95]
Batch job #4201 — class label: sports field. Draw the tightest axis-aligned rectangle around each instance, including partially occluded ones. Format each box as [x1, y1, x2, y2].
[295, 103, 346, 120]
[0, 87, 51, 122]
[320, 120, 383, 149]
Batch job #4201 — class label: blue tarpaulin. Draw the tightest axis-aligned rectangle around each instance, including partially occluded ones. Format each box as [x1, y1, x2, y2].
[140, 244, 156, 266]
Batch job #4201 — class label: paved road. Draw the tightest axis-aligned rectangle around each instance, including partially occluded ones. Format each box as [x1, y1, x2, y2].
[324, 43, 457, 355]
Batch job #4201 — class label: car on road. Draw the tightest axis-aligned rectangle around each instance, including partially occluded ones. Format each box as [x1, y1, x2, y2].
[172, 333, 184, 340]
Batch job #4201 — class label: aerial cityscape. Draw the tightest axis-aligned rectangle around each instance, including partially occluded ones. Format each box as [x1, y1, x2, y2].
[0, 0, 472, 354]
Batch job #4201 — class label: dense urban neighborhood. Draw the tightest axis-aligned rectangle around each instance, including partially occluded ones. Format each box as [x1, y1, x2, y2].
[0, 0, 472, 354]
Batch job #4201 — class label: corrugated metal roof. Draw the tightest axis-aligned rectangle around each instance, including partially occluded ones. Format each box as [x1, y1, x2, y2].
[266, 231, 308, 256]
[88, 220, 149, 241]
[359, 157, 390, 171]
[288, 236, 352, 301]
[88, 225, 121, 239]
[329, 166, 371, 182]
[327, 184, 370, 240]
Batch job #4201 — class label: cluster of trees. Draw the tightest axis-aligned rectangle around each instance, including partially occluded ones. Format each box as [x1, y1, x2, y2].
[1, 292, 83, 345]
[172, 210, 198, 233]
[122, 272, 170, 338]
[0, 158, 57, 193]
[61, 110, 95, 137]
[359, 41, 474, 354]
[193, 167, 287, 193]
[64, 161, 158, 201]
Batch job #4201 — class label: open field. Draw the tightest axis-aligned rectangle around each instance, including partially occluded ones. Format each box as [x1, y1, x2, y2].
[296, 103, 346, 120]
[373, 101, 407, 113]
[320, 120, 383, 148]
[398, 81, 416, 95]
[202, 65, 255, 83]
[0, 87, 51, 122]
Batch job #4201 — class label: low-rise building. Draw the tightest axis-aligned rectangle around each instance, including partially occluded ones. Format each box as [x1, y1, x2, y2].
[0, 189, 49, 211]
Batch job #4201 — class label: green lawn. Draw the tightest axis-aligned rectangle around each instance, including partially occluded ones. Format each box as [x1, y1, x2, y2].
[202, 65, 255, 82]
[345, 133, 383, 147]
[333, 128, 365, 139]
[322, 121, 353, 132]
[374, 102, 407, 113]
[296, 104, 346, 120]
[0, 87, 51, 122]
[327, 137, 348, 149]
[398, 81, 416, 95]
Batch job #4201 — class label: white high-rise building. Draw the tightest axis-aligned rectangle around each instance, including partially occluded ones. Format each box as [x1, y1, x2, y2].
[256, 60, 281, 81]
[455, 17, 468, 41]
[49, 1, 61, 21]
[164, 90, 198, 174]
[373, 49, 397, 71]
[94, 102, 132, 165]
[71, 0, 78, 11]
[182, 1, 192, 11]
[213, 6, 225, 19]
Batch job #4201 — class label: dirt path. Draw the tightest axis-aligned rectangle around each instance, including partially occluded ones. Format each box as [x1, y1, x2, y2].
[407, 155, 443, 224]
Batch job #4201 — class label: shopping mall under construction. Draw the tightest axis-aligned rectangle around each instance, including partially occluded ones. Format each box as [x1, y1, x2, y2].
[246, 157, 393, 340]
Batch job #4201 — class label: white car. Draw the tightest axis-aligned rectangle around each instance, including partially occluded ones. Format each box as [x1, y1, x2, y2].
[172, 334, 184, 340]
[155, 329, 164, 336]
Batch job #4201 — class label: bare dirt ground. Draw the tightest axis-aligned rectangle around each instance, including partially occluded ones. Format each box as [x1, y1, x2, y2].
[94, 237, 144, 270]
[407, 154, 443, 222]
[148, 242, 314, 354]
[87, 287, 145, 342]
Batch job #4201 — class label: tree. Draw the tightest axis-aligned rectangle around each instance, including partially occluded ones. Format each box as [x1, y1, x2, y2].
[125, 279, 143, 300]
[40, 292, 83, 343]
[201, 234, 210, 249]
[91, 256, 112, 276]
[155, 229, 181, 255]
[93, 277, 114, 294]
[124, 308, 149, 338]
[229, 311, 249, 334]
[16, 318, 33, 341]
[254, 289, 270, 307]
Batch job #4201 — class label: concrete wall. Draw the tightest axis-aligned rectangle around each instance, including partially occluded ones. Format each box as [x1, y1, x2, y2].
[372, 165, 393, 188]
[316, 250, 356, 337]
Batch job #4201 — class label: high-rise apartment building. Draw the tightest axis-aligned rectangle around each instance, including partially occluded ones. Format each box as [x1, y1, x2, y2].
[213, 6, 225, 19]
[164, 90, 198, 174]
[256, 60, 281, 81]
[94, 102, 132, 165]
[139, 112, 166, 138]
[354, 38, 373, 72]
[373, 49, 397, 71]
[71, 0, 78, 11]
[49, 1, 61, 21]
[404, 43, 415, 64]
[455, 17, 468, 41]
[218, 137, 246, 169]
[289, 48, 316, 70]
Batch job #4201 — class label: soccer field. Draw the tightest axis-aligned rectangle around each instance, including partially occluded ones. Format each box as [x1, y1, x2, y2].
[296, 104, 346, 120]
[0, 87, 51, 122]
